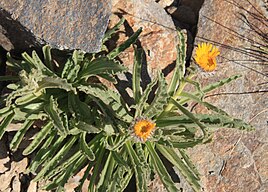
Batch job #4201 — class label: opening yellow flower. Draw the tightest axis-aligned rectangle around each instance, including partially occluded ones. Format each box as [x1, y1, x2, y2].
[194, 43, 220, 72]
[132, 118, 156, 142]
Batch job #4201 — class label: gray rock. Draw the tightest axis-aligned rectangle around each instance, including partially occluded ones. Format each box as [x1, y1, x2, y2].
[0, 0, 111, 53]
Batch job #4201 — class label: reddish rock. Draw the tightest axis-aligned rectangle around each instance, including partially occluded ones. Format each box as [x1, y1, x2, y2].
[188, 0, 268, 191]
[110, 0, 178, 81]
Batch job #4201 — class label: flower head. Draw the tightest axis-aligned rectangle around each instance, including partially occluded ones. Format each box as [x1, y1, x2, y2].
[194, 43, 220, 72]
[131, 118, 156, 142]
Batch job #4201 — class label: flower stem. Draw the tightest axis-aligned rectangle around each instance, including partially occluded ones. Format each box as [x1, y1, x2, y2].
[159, 73, 195, 118]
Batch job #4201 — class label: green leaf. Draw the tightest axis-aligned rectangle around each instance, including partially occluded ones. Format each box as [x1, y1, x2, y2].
[143, 73, 169, 119]
[108, 164, 133, 192]
[157, 145, 201, 192]
[72, 50, 85, 65]
[104, 135, 130, 151]
[6, 52, 31, 72]
[145, 142, 178, 192]
[102, 17, 125, 44]
[157, 114, 254, 131]
[132, 47, 143, 103]
[32, 51, 54, 75]
[0, 112, 15, 140]
[78, 57, 126, 79]
[78, 85, 132, 122]
[10, 119, 34, 151]
[125, 141, 148, 192]
[33, 135, 78, 181]
[88, 146, 106, 192]
[179, 75, 242, 106]
[80, 132, 95, 160]
[42, 45, 53, 70]
[61, 58, 75, 79]
[44, 150, 82, 180]
[44, 96, 68, 136]
[74, 120, 101, 133]
[134, 77, 157, 118]
[0, 106, 12, 117]
[180, 91, 229, 116]
[168, 30, 186, 95]
[23, 122, 53, 155]
[203, 75, 241, 93]
[27, 131, 60, 174]
[107, 28, 143, 59]
[170, 98, 208, 138]
[68, 93, 93, 122]
[37, 76, 76, 93]
[97, 152, 116, 191]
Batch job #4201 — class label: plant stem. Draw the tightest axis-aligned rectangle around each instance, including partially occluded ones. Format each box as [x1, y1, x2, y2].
[159, 73, 195, 118]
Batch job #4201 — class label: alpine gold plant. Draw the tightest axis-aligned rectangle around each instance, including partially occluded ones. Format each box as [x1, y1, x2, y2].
[0, 18, 253, 192]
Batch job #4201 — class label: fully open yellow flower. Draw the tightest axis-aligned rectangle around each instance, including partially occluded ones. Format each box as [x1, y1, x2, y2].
[132, 118, 156, 142]
[194, 43, 220, 72]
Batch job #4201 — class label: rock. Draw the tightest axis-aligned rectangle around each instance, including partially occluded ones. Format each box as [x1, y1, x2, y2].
[188, 0, 268, 191]
[0, 25, 13, 51]
[110, 0, 178, 83]
[0, 0, 112, 53]
[12, 175, 21, 192]
[0, 158, 28, 191]
[167, 5, 197, 26]
[28, 181, 37, 192]
[0, 137, 9, 174]
[157, 0, 175, 8]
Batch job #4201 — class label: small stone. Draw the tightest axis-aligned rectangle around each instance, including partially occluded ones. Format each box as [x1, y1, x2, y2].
[28, 181, 37, 192]
[12, 175, 21, 192]
[156, 0, 174, 8]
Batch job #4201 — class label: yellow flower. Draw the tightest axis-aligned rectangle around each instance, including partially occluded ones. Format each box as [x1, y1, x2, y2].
[194, 43, 220, 72]
[132, 118, 156, 142]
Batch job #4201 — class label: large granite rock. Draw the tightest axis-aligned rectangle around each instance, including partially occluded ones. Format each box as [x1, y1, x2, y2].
[0, 0, 111, 53]
[188, 0, 268, 191]
[110, 0, 178, 82]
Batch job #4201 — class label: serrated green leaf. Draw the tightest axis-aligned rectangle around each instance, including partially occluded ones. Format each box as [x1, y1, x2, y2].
[10, 119, 34, 151]
[180, 91, 229, 116]
[68, 93, 93, 122]
[168, 30, 186, 95]
[88, 146, 106, 192]
[145, 142, 178, 192]
[78, 57, 126, 80]
[143, 72, 169, 119]
[157, 145, 201, 192]
[0, 112, 15, 140]
[44, 96, 68, 136]
[107, 28, 142, 59]
[23, 122, 53, 155]
[170, 98, 208, 138]
[80, 132, 95, 160]
[27, 131, 60, 174]
[102, 17, 125, 44]
[33, 135, 78, 181]
[37, 76, 76, 93]
[74, 120, 101, 133]
[97, 152, 115, 191]
[126, 141, 148, 192]
[42, 45, 53, 70]
[134, 77, 157, 118]
[132, 47, 143, 103]
[32, 51, 54, 75]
